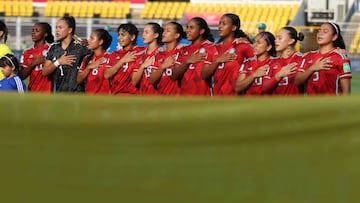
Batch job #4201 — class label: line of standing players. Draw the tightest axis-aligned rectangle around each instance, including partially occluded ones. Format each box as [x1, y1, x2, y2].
[18, 14, 352, 96]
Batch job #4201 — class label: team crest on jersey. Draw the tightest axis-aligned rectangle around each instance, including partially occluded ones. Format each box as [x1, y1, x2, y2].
[42, 50, 48, 56]
[184, 51, 188, 56]
[29, 54, 33, 58]
[159, 58, 163, 63]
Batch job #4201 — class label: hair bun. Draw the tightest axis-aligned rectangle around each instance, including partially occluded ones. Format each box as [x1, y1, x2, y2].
[297, 32, 305, 41]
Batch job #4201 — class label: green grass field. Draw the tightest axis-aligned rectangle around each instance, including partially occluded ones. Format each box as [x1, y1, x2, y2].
[351, 72, 360, 93]
[1, 91, 360, 203]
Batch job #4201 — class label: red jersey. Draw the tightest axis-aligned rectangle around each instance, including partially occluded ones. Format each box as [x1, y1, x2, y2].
[20, 43, 52, 92]
[175, 40, 216, 95]
[134, 46, 160, 95]
[153, 45, 182, 95]
[213, 39, 254, 96]
[299, 49, 352, 95]
[270, 52, 304, 95]
[239, 56, 280, 96]
[108, 46, 145, 94]
[79, 52, 111, 94]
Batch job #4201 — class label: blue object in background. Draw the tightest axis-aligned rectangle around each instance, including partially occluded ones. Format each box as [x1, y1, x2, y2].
[107, 31, 119, 53]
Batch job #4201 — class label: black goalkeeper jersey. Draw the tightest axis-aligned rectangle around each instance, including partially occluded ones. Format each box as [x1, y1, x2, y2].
[46, 40, 90, 92]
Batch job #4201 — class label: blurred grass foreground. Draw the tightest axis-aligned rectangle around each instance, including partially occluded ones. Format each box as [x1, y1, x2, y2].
[1, 93, 360, 203]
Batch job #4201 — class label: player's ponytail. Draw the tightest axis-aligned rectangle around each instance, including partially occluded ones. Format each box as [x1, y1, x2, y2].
[282, 26, 304, 47]
[327, 22, 346, 50]
[38, 22, 55, 43]
[192, 17, 214, 42]
[147, 22, 163, 46]
[168, 22, 186, 42]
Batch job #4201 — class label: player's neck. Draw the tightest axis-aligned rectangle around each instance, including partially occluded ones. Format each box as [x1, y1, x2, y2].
[147, 42, 158, 53]
[34, 40, 46, 48]
[281, 47, 294, 58]
[61, 36, 72, 50]
[124, 44, 134, 51]
[222, 36, 234, 44]
[319, 44, 334, 54]
[192, 37, 203, 45]
[94, 48, 105, 56]
[166, 41, 177, 51]
[257, 53, 269, 61]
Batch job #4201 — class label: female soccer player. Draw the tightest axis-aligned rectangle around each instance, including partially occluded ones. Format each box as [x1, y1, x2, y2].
[104, 23, 144, 95]
[172, 17, 216, 95]
[77, 29, 112, 94]
[0, 20, 13, 80]
[202, 13, 254, 96]
[43, 15, 90, 93]
[0, 54, 26, 93]
[20, 22, 54, 93]
[294, 22, 351, 95]
[235, 32, 279, 95]
[149, 21, 185, 95]
[262, 26, 304, 95]
[132, 22, 163, 95]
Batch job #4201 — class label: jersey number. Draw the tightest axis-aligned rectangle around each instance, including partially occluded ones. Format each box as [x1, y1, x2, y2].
[162, 68, 172, 76]
[92, 69, 98, 75]
[254, 77, 262, 85]
[313, 71, 319, 81]
[35, 64, 43, 71]
[278, 76, 289, 86]
[122, 63, 129, 72]
[144, 67, 152, 78]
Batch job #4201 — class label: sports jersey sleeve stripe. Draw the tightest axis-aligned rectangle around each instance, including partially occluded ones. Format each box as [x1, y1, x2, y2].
[14, 77, 25, 93]
[339, 73, 352, 78]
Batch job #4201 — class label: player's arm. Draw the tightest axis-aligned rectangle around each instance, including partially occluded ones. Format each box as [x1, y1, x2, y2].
[76, 57, 104, 84]
[149, 56, 175, 85]
[235, 66, 268, 93]
[294, 57, 330, 85]
[340, 78, 351, 95]
[104, 52, 136, 79]
[262, 63, 297, 92]
[20, 55, 45, 79]
[42, 51, 76, 76]
[202, 50, 236, 80]
[172, 52, 204, 80]
[132, 56, 154, 86]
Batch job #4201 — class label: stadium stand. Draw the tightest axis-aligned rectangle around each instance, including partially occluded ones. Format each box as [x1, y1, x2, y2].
[349, 25, 360, 54]
[43, 0, 130, 18]
[0, 0, 33, 17]
[140, 1, 299, 34]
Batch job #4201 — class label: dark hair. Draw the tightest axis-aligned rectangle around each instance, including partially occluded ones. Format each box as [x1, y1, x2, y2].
[118, 23, 139, 45]
[84, 29, 112, 68]
[282, 26, 304, 47]
[146, 22, 163, 46]
[0, 54, 20, 75]
[60, 15, 76, 35]
[258, 31, 276, 57]
[191, 17, 214, 42]
[37, 22, 54, 43]
[168, 21, 186, 42]
[326, 22, 346, 50]
[0, 20, 9, 43]
[219, 13, 251, 43]
[238, 30, 252, 43]
[93, 28, 112, 50]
